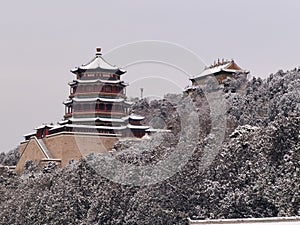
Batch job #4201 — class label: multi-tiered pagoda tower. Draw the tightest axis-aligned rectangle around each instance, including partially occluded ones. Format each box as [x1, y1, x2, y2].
[64, 47, 129, 128]
[16, 48, 149, 172]
[49, 48, 148, 137]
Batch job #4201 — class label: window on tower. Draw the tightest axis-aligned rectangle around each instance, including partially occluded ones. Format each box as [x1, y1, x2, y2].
[114, 105, 121, 112]
[100, 103, 105, 110]
[83, 104, 90, 111]
[87, 86, 93, 92]
[106, 104, 112, 111]
[105, 85, 112, 92]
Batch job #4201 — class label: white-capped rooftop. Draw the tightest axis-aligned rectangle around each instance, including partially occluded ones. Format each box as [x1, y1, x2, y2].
[50, 124, 127, 131]
[69, 79, 128, 85]
[63, 97, 133, 105]
[122, 114, 145, 121]
[191, 59, 248, 80]
[34, 124, 55, 130]
[71, 48, 126, 75]
[49, 123, 149, 132]
[67, 117, 125, 123]
[127, 124, 150, 130]
[23, 131, 37, 137]
[72, 97, 125, 103]
[146, 128, 171, 133]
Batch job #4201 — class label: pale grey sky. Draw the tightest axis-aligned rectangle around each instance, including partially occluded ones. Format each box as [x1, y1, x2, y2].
[0, 0, 299, 151]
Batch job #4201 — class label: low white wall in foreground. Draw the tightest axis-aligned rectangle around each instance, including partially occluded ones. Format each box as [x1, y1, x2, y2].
[188, 217, 300, 225]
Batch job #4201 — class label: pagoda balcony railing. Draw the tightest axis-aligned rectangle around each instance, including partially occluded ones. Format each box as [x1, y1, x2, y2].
[74, 108, 126, 113]
[69, 91, 125, 98]
[64, 111, 126, 118]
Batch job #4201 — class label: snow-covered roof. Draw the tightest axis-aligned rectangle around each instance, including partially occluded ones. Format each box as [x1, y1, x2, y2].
[68, 124, 126, 130]
[191, 60, 247, 80]
[68, 117, 125, 123]
[71, 49, 126, 75]
[129, 115, 145, 120]
[34, 124, 55, 130]
[145, 128, 171, 133]
[49, 125, 63, 131]
[58, 120, 69, 125]
[124, 101, 134, 105]
[23, 131, 37, 137]
[122, 114, 145, 121]
[196, 62, 231, 78]
[49, 123, 149, 132]
[184, 86, 197, 91]
[127, 124, 150, 130]
[63, 97, 127, 105]
[72, 97, 125, 103]
[63, 99, 73, 105]
[68, 81, 77, 86]
[69, 79, 128, 85]
[51, 124, 127, 131]
[76, 56, 119, 71]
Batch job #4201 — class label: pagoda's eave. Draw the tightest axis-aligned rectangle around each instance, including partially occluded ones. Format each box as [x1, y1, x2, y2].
[67, 117, 126, 123]
[34, 124, 55, 130]
[122, 114, 145, 121]
[72, 97, 126, 103]
[71, 68, 126, 75]
[23, 131, 37, 137]
[64, 111, 126, 119]
[63, 98, 127, 105]
[127, 124, 150, 130]
[69, 92, 127, 99]
[50, 124, 127, 132]
[63, 99, 73, 105]
[68, 79, 128, 86]
[50, 124, 149, 132]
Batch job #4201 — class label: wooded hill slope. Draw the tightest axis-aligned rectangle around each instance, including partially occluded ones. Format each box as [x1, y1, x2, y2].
[0, 68, 299, 225]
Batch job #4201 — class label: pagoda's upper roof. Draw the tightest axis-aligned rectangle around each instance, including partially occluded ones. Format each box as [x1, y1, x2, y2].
[191, 59, 249, 80]
[71, 48, 126, 75]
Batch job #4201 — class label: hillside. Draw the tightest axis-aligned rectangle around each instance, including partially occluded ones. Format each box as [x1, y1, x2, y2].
[0, 147, 19, 166]
[0, 68, 299, 225]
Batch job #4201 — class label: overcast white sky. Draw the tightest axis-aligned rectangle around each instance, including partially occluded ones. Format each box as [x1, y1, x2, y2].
[0, 0, 299, 152]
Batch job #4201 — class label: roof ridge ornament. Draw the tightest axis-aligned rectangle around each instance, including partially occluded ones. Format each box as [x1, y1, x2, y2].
[96, 47, 102, 56]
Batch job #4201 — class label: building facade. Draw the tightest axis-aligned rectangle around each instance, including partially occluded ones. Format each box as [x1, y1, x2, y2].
[16, 48, 149, 173]
[190, 59, 249, 86]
